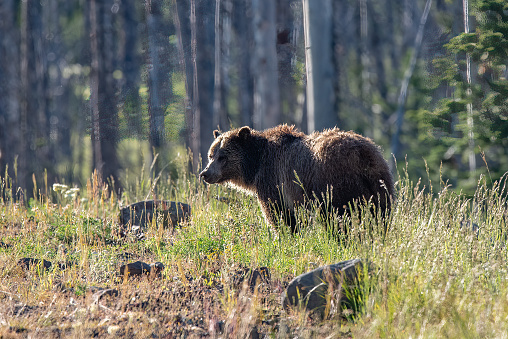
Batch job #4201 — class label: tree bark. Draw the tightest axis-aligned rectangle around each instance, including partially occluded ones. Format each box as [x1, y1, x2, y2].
[0, 0, 20, 185]
[252, 0, 280, 130]
[174, 0, 194, 160]
[122, 0, 142, 138]
[302, 0, 337, 132]
[233, 0, 254, 128]
[276, 0, 297, 124]
[146, 0, 172, 159]
[390, 0, 432, 169]
[463, 0, 476, 173]
[213, 0, 230, 132]
[191, 0, 215, 171]
[19, 0, 52, 198]
[90, 0, 120, 186]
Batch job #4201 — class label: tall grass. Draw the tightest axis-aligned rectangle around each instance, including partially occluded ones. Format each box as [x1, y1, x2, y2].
[0, 156, 507, 337]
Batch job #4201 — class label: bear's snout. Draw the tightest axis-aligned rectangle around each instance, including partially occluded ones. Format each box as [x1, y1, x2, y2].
[199, 169, 210, 182]
[199, 169, 218, 184]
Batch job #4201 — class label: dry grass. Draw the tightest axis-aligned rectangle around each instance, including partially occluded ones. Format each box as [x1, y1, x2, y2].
[1, 161, 508, 338]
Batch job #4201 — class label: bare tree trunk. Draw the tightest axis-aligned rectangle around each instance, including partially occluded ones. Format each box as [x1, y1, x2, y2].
[90, 0, 102, 181]
[252, 0, 280, 130]
[44, 0, 74, 187]
[402, 0, 417, 50]
[213, 0, 230, 132]
[359, 0, 371, 104]
[463, 0, 476, 173]
[276, 0, 297, 124]
[174, 0, 194, 162]
[302, 0, 337, 132]
[90, 0, 120, 186]
[19, 0, 51, 198]
[233, 0, 253, 128]
[0, 0, 20, 184]
[390, 0, 432, 169]
[122, 0, 142, 137]
[146, 0, 172, 166]
[290, 1, 306, 131]
[331, 0, 351, 131]
[191, 0, 215, 171]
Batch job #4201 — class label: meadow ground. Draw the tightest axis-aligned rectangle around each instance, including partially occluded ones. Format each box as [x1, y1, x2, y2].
[0, 162, 508, 338]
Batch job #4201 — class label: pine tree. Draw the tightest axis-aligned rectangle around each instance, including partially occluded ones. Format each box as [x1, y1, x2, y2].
[428, 0, 508, 190]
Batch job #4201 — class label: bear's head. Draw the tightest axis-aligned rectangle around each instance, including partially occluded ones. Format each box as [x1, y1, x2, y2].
[199, 126, 253, 187]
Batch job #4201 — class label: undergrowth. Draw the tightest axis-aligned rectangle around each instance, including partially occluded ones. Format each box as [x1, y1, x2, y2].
[0, 158, 507, 338]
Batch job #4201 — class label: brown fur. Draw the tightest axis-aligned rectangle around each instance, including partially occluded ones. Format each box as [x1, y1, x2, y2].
[200, 125, 394, 231]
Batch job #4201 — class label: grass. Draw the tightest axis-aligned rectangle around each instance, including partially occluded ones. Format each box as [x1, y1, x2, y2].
[0, 157, 508, 338]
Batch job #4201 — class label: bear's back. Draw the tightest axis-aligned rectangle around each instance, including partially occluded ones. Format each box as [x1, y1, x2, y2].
[261, 124, 305, 144]
[301, 128, 393, 210]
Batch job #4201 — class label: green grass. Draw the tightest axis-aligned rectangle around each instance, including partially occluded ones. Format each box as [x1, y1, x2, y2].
[0, 157, 507, 338]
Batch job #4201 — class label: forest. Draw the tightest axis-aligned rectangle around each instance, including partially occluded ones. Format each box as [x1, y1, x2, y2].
[0, 0, 507, 196]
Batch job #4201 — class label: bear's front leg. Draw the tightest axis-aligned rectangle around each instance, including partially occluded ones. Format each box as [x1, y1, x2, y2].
[258, 196, 298, 233]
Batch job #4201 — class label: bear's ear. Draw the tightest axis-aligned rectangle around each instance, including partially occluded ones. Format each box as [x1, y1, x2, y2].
[213, 130, 221, 138]
[238, 126, 251, 139]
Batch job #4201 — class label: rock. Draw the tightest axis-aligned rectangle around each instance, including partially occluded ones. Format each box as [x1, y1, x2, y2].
[107, 325, 121, 335]
[249, 325, 260, 339]
[92, 288, 120, 302]
[119, 261, 164, 278]
[88, 286, 105, 293]
[208, 320, 225, 335]
[248, 267, 270, 292]
[18, 258, 52, 271]
[150, 262, 165, 276]
[120, 261, 151, 276]
[0, 240, 12, 249]
[233, 266, 271, 292]
[282, 259, 369, 318]
[58, 260, 78, 270]
[119, 200, 191, 232]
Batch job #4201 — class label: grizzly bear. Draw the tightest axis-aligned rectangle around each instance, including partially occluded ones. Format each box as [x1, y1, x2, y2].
[199, 125, 394, 232]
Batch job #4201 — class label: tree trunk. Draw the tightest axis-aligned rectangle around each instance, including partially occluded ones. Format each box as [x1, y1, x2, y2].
[19, 0, 52, 198]
[0, 0, 20, 186]
[302, 0, 337, 132]
[146, 0, 172, 166]
[191, 0, 215, 171]
[233, 0, 254, 128]
[276, 0, 297, 124]
[174, 0, 194, 164]
[252, 0, 280, 130]
[463, 0, 476, 173]
[122, 0, 142, 138]
[390, 0, 432, 169]
[213, 0, 230, 132]
[90, 0, 120, 186]
[44, 0, 74, 187]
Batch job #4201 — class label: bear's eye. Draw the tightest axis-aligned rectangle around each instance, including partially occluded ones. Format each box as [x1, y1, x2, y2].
[217, 155, 226, 162]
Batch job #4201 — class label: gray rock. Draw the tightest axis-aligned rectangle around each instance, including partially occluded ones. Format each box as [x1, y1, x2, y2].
[119, 261, 165, 278]
[119, 200, 191, 232]
[232, 266, 271, 292]
[249, 325, 260, 339]
[92, 288, 120, 302]
[0, 240, 12, 249]
[248, 267, 270, 292]
[283, 259, 369, 318]
[58, 260, 78, 270]
[150, 262, 165, 275]
[18, 258, 52, 271]
[119, 261, 152, 276]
